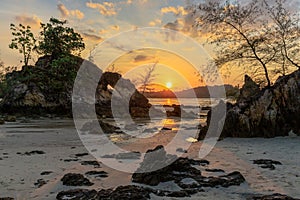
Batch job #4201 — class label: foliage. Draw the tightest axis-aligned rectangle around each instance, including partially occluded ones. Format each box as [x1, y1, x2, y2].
[0, 60, 17, 98]
[50, 55, 79, 82]
[264, 0, 300, 73]
[37, 18, 85, 57]
[9, 23, 36, 66]
[192, 0, 300, 87]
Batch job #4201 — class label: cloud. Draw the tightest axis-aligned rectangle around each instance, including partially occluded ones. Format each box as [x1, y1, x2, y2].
[86, 2, 117, 16]
[15, 14, 42, 29]
[161, 6, 187, 16]
[149, 19, 162, 26]
[82, 32, 103, 41]
[57, 3, 84, 19]
[133, 55, 155, 63]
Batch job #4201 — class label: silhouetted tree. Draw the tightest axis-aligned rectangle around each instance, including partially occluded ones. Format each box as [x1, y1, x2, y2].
[138, 62, 158, 94]
[9, 23, 36, 66]
[193, 0, 279, 87]
[264, 0, 300, 73]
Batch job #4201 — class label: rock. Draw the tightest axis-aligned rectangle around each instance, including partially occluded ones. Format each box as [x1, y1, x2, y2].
[161, 127, 172, 131]
[237, 75, 261, 105]
[75, 153, 89, 157]
[85, 171, 108, 178]
[205, 168, 225, 173]
[61, 173, 94, 186]
[0, 198, 14, 200]
[80, 161, 101, 168]
[56, 189, 98, 200]
[34, 179, 47, 188]
[176, 148, 188, 153]
[98, 185, 151, 200]
[166, 104, 181, 117]
[253, 159, 282, 170]
[95, 72, 151, 118]
[1, 56, 151, 119]
[201, 70, 300, 138]
[40, 171, 53, 175]
[249, 193, 299, 200]
[63, 158, 79, 162]
[4, 115, 16, 122]
[23, 150, 45, 156]
[132, 146, 244, 189]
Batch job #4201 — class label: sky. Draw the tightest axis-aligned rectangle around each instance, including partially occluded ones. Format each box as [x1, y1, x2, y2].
[1, 0, 298, 90]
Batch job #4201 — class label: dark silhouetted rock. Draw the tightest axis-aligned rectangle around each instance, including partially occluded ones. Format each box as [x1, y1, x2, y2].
[75, 153, 89, 157]
[237, 75, 260, 105]
[40, 171, 53, 176]
[253, 159, 282, 170]
[61, 173, 94, 186]
[34, 179, 47, 188]
[200, 70, 300, 139]
[205, 168, 225, 173]
[80, 161, 101, 168]
[85, 171, 108, 178]
[98, 185, 151, 200]
[23, 150, 45, 156]
[132, 146, 245, 189]
[56, 189, 98, 200]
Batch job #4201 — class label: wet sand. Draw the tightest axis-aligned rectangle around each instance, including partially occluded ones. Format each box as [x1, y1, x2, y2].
[0, 119, 299, 199]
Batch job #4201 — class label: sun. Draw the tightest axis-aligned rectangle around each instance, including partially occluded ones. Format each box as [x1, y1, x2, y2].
[166, 82, 172, 89]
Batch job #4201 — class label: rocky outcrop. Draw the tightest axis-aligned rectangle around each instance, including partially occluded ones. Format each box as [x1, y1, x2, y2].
[95, 72, 151, 118]
[61, 173, 94, 186]
[0, 55, 151, 118]
[199, 70, 300, 139]
[56, 189, 98, 200]
[132, 146, 245, 189]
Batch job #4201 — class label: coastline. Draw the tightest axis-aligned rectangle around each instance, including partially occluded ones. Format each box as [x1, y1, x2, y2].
[0, 119, 299, 199]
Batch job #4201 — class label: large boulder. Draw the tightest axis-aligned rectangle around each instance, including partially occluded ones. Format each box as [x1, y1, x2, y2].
[95, 72, 151, 118]
[200, 70, 300, 138]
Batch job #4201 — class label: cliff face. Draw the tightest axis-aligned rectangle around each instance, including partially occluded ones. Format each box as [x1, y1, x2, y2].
[222, 70, 300, 137]
[199, 70, 300, 139]
[0, 55, 150, 118]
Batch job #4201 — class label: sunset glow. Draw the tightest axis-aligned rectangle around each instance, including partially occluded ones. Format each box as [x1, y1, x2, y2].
[166, 82, 172, 89]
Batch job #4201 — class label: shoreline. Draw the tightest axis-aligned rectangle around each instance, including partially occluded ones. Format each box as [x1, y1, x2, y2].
[0, 119, 299, 199]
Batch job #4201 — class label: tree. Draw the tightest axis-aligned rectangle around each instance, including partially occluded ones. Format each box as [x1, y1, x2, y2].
[137, 62, 158, 94]
[194, 0, 278, 87]
[9, 23, 36, 66]
[264, 0, 300, 72]
[37, 17, 85, 57]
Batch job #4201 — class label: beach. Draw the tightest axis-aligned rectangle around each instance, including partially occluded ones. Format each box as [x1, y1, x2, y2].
[0, 119, 299, 199]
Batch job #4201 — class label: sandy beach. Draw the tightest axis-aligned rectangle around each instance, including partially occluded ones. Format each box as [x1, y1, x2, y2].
[0, 119, 299, 199]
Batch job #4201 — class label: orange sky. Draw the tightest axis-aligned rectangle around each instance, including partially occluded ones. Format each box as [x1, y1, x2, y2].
[0, 0, 249, 90]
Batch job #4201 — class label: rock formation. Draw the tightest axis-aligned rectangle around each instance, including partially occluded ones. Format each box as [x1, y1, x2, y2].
[0, 55, 150, 118]
[199, 70, 300, 139]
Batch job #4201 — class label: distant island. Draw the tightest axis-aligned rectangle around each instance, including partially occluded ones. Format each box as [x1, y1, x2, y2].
[143, 84, 239, 98]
